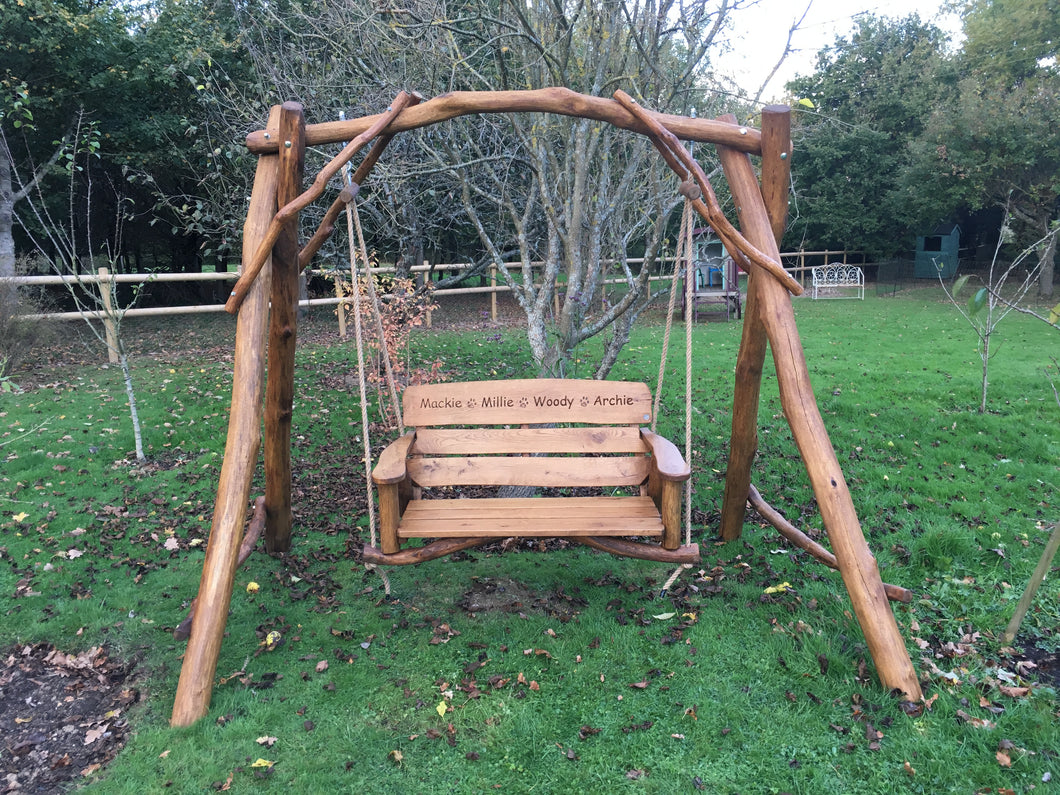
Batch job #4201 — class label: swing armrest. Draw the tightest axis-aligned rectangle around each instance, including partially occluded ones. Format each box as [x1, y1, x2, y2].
[640, 430, 691, 481]
[373, 431, 417, 485]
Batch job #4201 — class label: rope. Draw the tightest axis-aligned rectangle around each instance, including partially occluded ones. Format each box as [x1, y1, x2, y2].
[349, 197, 404, 436]
[344, 192, 391, 597]
[652, 197, 693, 433]
[658, 194, 696, 595]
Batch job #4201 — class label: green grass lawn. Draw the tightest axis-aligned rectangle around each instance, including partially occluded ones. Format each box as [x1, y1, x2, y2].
[1, 291, 1057, 793]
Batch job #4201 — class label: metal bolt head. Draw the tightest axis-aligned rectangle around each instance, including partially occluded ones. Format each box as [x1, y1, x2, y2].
[780, 152, 788, 160]
[739, 127, 748, 135]
[284, 140, 292, 148]
[263, 132, 271, 140]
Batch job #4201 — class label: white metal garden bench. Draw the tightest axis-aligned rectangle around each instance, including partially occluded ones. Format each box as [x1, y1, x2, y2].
[811, 263, 865, 300]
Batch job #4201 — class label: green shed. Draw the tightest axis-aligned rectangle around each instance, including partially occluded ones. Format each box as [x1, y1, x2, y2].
[915, 222, 961, 278]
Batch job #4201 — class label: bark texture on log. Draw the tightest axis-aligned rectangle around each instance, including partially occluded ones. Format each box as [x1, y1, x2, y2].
[716, 121, 922, 702]
[170, 110, 280, 727]
[263, 102, 305, 554]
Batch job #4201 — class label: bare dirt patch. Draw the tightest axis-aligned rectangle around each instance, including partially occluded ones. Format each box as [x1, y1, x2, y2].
[458, 576, 587, 621]
[1, 644, 139, 793]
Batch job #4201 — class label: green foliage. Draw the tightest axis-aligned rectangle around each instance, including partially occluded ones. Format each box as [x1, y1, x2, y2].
[910, 0, 1060, 295]
[785, 14, 957, 257]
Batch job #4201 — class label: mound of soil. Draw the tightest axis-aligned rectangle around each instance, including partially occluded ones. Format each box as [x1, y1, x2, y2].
[1, 644, 138, 793]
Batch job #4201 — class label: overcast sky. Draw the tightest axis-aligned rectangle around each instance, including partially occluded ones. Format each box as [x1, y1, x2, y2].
[715, 0, 963, 100]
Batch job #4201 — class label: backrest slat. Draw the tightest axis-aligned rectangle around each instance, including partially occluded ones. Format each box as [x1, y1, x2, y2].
[412, 427, 647, 456]
[408, 456, 649, 488]
[403, 379, 653, 427]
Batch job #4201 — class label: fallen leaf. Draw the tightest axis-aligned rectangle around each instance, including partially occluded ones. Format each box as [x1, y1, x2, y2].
[652, 612, 676, 620]
[628, 680, 649, 689]
[13, 512, 29, 522]
[436, 700, 447, 718]
[529, 681, 540, 692]
[256, 736, 277, 747]
[578, 725, 601, 740]
[159, 749, 171, 759]
[164, 537, 179, 551]
[999, 685, 1030, 699]
[246, 582, 260, 594]
[249, 759, 274, 769]
[388, 749, 404, 764]
[996, 750, 1013, 767]
[903, 760, 915, 777]
[626, 769, 646, 780]
[315, 660, 329, 673]
[763, 581, 792, 594]
[955, 709, 995, 730]
[84, 727, 105, 745]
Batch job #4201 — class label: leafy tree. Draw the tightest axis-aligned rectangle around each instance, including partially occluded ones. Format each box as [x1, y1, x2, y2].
[914, 0, 1059, 296]
[1, 0, 131, 290]
[785, 15, 956, 258]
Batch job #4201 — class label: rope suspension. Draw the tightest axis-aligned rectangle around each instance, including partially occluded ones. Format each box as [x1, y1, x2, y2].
[654, 187, 697, 594]
[342, 172, 399, 597]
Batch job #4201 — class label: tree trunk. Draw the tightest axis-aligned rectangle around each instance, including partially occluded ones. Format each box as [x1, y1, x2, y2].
[1038, 222, 1056, 298]
[0, 142, 17, 311]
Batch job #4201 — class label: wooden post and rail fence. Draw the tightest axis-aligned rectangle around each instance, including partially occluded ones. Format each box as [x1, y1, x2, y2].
[1, 248, 864, 355]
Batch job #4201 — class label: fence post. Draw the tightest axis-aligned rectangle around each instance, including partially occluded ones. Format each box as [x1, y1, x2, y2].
[334, 274, 347, 338]
[97, 267, 119, 364]
[424, 259, 432, 328]
[490, 263, 497, 323]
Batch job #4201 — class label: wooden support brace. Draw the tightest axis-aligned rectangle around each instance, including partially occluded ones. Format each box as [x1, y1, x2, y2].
[719, 107, 791, 540]
[298, 94, 422, 271]
[574, 537, 700, 564]
[748, 485, 912, 603]
[170, 115, 279, 727]
[612, 90, 802, 296]
[246, 88, 764, 155]
[227, 91, 415, 312]
[263, 102, 305, 554]
[173, 497, 266, 641]
[363, 537, 492, 565]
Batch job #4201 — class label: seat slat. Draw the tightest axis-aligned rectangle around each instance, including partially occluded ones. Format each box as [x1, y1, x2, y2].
[412, 426, 647, 455]
[407, 495, 661, 518]
[396, 496, 664, 538]
[408, 456, 649, 488]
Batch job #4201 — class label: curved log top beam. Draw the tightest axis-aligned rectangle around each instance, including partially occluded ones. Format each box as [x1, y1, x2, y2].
[247, 87, 763, 156]
[612, 91, 802, 297]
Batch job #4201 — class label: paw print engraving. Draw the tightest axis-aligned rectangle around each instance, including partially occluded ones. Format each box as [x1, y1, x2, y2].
[519, 397, 529, 408]
[580, 396, 590, 407]
[466, 398, 478, 410]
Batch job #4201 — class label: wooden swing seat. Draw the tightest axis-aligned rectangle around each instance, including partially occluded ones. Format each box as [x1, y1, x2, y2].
[362, 379, 699, 565]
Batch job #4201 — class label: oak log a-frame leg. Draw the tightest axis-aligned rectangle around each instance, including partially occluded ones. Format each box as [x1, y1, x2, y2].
[717, 108, 922, 702]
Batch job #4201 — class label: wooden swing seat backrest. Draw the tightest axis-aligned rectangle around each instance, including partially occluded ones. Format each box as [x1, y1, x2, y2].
[370, 379, 691, 558]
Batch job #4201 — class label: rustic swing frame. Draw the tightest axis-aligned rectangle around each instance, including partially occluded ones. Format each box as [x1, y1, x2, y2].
[170, 88, 924, 728]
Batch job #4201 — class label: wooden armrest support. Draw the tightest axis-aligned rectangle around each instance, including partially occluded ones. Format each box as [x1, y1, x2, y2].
[640, 430, 691, 481]
[373, 431, 416, 484]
